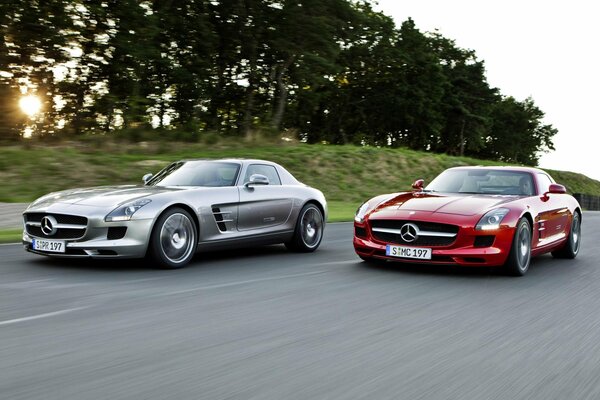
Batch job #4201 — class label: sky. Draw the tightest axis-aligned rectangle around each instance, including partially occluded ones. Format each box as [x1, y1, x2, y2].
[375, 0, 600, 181]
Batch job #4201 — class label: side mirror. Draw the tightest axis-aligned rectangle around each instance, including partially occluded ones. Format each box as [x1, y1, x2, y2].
[412, 179, 424, 191]
[245, 174, 269, 187]
[547, 183, 567, 195]
[142, 173, 153, 184]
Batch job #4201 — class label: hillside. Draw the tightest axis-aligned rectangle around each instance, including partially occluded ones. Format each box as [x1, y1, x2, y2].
[1, 142, 599, 220]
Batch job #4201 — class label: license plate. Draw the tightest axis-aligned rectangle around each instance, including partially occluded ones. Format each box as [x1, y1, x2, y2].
[386, 245, 431, 260]
[32, 238, 65, 253]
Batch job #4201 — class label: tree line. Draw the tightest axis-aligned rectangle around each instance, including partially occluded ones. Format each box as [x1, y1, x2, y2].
[0, 0, 556, 165]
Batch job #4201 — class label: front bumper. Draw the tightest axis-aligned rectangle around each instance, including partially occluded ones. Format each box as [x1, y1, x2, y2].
[354, 220, 517, 267]
[23, 217, 154, 259]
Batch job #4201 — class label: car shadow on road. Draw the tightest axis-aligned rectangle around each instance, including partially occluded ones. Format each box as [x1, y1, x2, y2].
[354, 253, 571, 279]
[194, 244, 290, 263]
[29, 256, 152, 272]
[28, 244, 291, 272]
[357, 259, 502, 278]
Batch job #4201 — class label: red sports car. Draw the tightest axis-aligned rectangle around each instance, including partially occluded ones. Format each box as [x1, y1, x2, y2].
[353, 166, 582, 276]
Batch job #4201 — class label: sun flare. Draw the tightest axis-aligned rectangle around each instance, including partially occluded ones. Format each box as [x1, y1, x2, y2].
[19, 95, 42, 117]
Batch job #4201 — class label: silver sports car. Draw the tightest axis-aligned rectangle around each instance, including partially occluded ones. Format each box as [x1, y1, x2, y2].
[22, 159, 327, 268]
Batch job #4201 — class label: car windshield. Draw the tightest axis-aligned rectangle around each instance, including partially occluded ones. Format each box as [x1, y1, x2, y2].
[425, 169, 535, 196]
[146, 161, 240, 187]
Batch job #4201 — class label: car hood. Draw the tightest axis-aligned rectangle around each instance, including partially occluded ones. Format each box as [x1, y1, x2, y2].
[30, 185, 184, 208]
[370, 192, 518, 217]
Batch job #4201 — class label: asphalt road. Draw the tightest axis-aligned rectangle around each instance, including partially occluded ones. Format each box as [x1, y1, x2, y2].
[2, 215, 600, 400]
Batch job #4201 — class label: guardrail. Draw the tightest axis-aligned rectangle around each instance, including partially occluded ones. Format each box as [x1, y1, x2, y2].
[574, 193, 600, 211]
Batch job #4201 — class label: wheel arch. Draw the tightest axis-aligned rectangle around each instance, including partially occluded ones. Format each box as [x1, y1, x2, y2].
[144, 203, 200, 267]
[302, 199, 327, 223]
[151, 203, 201, 242]
[567, 207, 582, 235]
[520, 211, 534, 231]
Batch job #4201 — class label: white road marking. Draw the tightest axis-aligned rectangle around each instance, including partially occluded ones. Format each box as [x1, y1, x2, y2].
[309, 259, 360, 267]
[0, 242, 21, 246]
[0, 279, 53, 289]
[163, 259, 359, 296]
[164, 270, 328, 295]
[0, 307, 88, 327]
[324, 238, 352, 243]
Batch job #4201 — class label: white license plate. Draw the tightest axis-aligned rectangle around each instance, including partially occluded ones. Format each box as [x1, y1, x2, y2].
[32, 238, 65, 253]
[386, 245, 432, 260]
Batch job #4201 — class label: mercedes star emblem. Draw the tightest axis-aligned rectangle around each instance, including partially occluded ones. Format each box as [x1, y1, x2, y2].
[400, 223, 419, 243]
[41, 215, 58, 236]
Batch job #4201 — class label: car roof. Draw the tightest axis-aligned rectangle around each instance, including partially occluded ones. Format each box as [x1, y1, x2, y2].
[179, 158, 279, 165]
[447, 165, 549, 174]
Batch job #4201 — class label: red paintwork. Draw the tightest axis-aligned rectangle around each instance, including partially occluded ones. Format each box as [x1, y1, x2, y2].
[353, 166, 581, 267]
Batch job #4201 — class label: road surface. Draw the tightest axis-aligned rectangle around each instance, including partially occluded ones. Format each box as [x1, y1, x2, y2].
[2, 216, 600, 399]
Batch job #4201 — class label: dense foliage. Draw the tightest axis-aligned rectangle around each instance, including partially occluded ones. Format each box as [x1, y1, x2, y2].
[0, 0, 556, 165]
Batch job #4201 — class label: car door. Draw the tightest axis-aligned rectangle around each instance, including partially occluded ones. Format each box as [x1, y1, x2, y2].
[533, 173, 570, 246]
[237, 164, 294, 232]
[190, 163, 242, 241]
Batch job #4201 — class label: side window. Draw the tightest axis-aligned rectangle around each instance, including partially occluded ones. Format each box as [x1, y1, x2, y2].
[537, 174, 553, 194]
[244, 164, 282, 185]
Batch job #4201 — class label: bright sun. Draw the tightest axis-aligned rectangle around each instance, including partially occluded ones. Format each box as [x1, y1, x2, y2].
[19, 95, 42, 117]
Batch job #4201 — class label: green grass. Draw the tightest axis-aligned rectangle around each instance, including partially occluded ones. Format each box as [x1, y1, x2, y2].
[327, 201, 359, 222]
[2, 141, 600, 225]
[0, 229, 21, 244]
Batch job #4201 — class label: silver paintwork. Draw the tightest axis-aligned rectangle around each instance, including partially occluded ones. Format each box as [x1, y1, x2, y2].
[23, 159, 327, 260]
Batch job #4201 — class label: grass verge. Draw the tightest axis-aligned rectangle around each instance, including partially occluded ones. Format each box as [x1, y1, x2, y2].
[1, 141, 599, 207]
[327, 201, 357, 222]
[0, 229, 22, 244]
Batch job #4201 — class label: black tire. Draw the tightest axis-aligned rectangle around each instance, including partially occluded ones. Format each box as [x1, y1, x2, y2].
[148, 207, 197, 269]
[551, 211, 581, 259]
[285, 203, 324, 252]
[504, 218, 532, 276]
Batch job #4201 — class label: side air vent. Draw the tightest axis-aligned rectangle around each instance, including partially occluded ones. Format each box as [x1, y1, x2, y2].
[212, 207, 233, 232]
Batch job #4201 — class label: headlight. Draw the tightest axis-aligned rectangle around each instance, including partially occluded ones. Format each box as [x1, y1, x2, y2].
[355, 202, 370, 223]
[476, 208, 510, 230]
[105, 199, 152, 222]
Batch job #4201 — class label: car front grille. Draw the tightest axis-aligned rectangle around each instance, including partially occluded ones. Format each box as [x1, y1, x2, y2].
[369, 219, 458, 247]
[24, 213, 88, 240]
[24, 213, 87, 225]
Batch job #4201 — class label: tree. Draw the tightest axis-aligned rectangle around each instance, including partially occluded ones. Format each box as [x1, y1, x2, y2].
[1, 0, 74, 137]
[477, 96, 557, 165]
[430, 33, 498, 156]
[0, 0, 558, 167]
[391, 18, 446, 150]
[267, 0, 353, 131]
